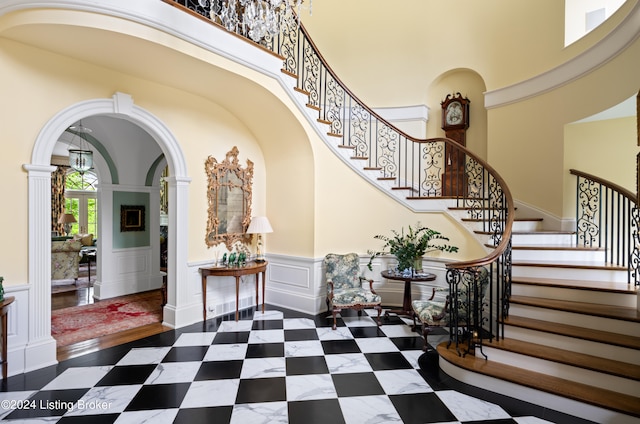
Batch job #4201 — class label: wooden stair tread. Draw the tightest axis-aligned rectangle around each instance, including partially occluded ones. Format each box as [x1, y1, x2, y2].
[487, 338, 640, 380]
[509, 295, 640, 323]
[512, 244, 602, 251]
[503, 315, 640, 350]
[437, 343, 640, 418]
[512, 276, 637, 294]
[511, 230, 575, 235]
[512, 259, 626, 271]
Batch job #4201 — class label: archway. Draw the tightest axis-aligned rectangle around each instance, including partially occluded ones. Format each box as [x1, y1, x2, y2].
[24, 92, 190, 369]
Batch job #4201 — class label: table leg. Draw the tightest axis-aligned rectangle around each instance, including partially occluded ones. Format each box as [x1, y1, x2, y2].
[255, 273, 259, 311]
[402, 281, 412, 314]
[235, 276, 240, 321]
[202, 275, 207, 322]
[261, 270, 266, 314]
[1, 313, 7, 380]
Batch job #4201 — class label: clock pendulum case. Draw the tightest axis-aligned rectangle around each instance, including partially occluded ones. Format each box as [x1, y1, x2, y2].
[440, 93, 470, 196]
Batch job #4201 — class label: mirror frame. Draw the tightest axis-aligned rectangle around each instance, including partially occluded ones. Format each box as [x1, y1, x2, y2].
[205, 146, 254, 248]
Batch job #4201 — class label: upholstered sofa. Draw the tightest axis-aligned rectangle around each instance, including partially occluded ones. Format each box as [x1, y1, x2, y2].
[51, 240, 82, 282]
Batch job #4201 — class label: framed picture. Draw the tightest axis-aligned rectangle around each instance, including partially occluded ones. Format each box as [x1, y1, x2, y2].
[120, 205, 145, 232]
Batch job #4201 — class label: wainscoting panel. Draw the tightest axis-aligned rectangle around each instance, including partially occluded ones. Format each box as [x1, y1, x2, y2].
[96, 247, 163, 299]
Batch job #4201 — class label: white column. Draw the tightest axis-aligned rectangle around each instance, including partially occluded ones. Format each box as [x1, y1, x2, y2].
[23, 164, 57, 371]
[163, 175, 192, 328]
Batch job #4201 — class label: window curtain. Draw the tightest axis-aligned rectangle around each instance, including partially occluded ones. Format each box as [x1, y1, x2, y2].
[51, 167, 66, 235]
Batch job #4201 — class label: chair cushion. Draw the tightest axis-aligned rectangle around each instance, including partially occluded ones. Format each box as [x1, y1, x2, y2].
[324, 253, 361, 290]
[412, 299, 449, 326]
[332, 288, 381, 307]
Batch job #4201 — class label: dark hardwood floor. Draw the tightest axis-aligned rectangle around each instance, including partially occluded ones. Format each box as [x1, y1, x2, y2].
[52, 264, 171, 362]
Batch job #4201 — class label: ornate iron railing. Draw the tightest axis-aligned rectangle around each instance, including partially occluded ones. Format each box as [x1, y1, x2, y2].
[571, 169, 639, 285]
[165, 0, 515, 354]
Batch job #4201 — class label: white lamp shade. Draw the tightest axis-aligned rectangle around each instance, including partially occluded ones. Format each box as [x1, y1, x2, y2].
[247, 216, 273, 234]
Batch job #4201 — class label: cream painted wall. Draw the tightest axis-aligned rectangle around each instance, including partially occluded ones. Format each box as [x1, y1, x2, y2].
[301, 0, 565, 107]
[563, 116, 637, 215]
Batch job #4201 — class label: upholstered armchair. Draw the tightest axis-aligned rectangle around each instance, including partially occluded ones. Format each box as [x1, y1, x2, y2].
[324, 253, 382, 330]
[51, 240, 82, 282]
[412, 267, 489, 351]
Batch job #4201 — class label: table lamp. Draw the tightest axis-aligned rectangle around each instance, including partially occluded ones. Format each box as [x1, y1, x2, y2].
[58, 213, 77, 236]
[246, 216, 273, 262]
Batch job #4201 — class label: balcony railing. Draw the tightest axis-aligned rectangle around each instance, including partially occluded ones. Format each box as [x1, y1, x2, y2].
[165, 0, 515, 355]
[571, 169, 639, 285]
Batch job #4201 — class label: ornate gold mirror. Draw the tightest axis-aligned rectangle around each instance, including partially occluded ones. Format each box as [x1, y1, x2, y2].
[205, 146, 254, 248]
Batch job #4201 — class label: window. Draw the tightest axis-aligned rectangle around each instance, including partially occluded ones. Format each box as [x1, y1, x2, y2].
[65, 170, 98, 235]
[565, 0, 625, 46]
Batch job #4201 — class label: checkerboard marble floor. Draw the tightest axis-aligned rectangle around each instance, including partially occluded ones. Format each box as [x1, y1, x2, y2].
[0, 306, 593, 423]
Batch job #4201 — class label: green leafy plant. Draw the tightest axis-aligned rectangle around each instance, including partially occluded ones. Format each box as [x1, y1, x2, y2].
[367, 222, 458, 271]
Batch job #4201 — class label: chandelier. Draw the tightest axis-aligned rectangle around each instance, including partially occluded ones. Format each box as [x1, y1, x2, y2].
[207, 0, 310, 43]
[67, 121, 94, 174]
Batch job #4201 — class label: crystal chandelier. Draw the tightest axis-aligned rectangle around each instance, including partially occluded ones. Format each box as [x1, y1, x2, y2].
[207, 0, 310, 43]
[67, 121, 93, 174]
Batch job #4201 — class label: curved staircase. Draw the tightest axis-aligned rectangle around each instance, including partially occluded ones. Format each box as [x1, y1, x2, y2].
[440, 217, 640, 423]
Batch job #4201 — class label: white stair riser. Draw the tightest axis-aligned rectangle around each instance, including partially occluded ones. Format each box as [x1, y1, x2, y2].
[512, 233, 574, 246]
[503, 325, 640, 365]
[483, 346, 640, 397]
[512, 221, 543, 232]
[466, 220, 542, 233]
[509, 304, 640, 337]
[511, 249, 605, 263]
[511, 284, 636, 308]
[512, 265, 628, 283]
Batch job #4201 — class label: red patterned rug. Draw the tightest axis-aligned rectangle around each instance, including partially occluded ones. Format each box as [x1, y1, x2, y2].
[51, 290, 163, 347]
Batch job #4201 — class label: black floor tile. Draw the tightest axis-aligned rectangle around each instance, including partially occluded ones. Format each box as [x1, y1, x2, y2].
[286, 356, 329, 375]
[252, 319, 283, 330]
[332, 372, 385, 397]
[194, 360, 243, 380]
[162, 346, 209, 362]
[365, 352, 413, 371]
[213, 331, 250, 344]
[173, 406, 233, 423]
[390, 336, 425, 351]
[235, 377, 286, 403]
[245, 343, 284, 358]
[57, 414, 120, 423]
[288, 398, 346, 424]
[321, 339, 360, 354]
[349, 326, 386, 338]
[390, 392, 458, 424]
[284, 329, 319, 341]
[95, 365, 156, 386]
[124, 382, 190, 411]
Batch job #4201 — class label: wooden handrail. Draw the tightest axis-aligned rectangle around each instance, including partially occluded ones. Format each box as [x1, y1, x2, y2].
[570, 168, 636, 202]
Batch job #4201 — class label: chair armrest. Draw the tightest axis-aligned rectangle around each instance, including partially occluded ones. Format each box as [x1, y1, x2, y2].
[359, 276, 377, 294]
[326, 280, 335, 301]
[426, 286, 448, 300]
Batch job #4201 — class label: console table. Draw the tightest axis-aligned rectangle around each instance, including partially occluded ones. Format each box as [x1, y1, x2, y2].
[200, 261, 268, 321]
[0, 296, 15, 379]
[381, 270, 436, 317]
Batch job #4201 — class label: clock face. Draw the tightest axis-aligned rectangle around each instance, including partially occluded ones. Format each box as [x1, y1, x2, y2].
[445, 101, 463, 126]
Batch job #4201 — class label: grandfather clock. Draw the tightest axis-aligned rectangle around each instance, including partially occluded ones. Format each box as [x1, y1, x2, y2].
[441, 93, 470, 196]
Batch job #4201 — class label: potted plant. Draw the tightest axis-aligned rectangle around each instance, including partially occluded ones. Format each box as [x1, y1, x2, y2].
[367, 222, 458, 273]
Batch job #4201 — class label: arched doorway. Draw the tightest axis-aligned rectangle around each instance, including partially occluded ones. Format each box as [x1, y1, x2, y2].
[25, 92, 190, 369]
